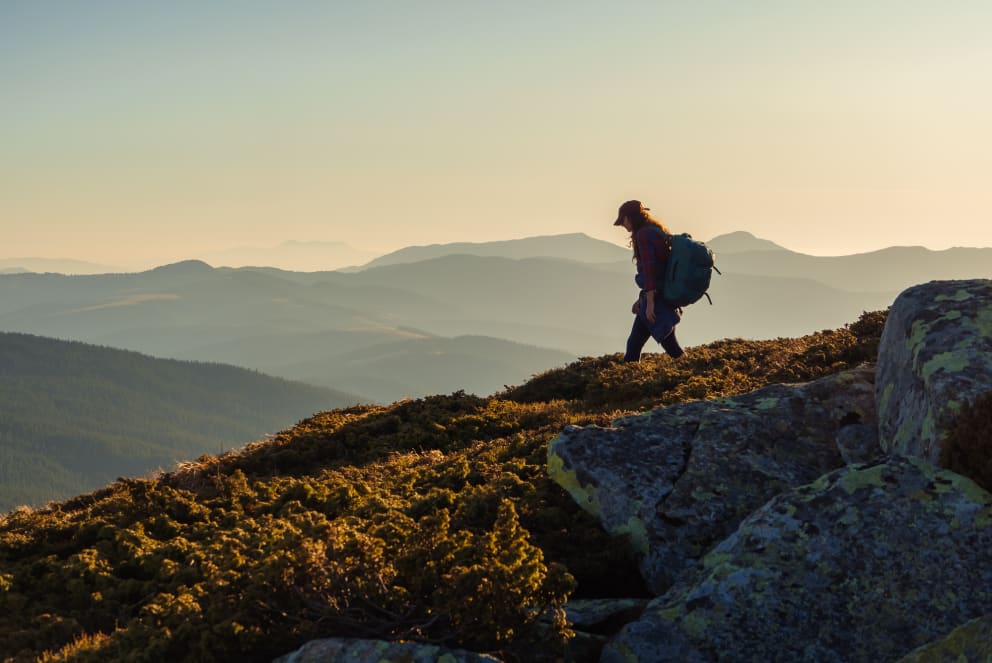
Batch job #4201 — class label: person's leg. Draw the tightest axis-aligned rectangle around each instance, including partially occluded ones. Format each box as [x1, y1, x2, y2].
[625, 316, 652, 362]
[660, 328, 684, 358]
[649, 304, 685, 358]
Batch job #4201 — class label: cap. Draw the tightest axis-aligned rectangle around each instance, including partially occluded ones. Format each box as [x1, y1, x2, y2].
[614, 200, 649, 225]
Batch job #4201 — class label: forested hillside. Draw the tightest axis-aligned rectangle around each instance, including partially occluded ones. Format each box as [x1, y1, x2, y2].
[0, 312, 885, 662]
[0, 333, 363, 512]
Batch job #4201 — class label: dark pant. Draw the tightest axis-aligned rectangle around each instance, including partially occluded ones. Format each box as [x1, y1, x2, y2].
[625, 297, 683, 362]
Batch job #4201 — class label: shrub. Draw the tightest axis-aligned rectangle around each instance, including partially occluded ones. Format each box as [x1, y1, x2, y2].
[0, 315, 888, 662]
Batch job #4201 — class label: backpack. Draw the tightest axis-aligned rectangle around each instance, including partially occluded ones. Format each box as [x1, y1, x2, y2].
[662, 232, 720, 307]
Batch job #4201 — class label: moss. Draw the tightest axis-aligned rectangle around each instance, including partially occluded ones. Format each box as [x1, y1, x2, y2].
[976, 306, 992, 339]
[879, 383, 895, 415]
[921, 352, 971, 381]
[908, 320, 932, 354]
[934, 290, 974, 302]
[899, 615, 992, 662]
[681, 610, 709, 640]
[921, 411, 938, 447]
[547, 447, 601, 519]
[836, 465, 888, 495]
[618, 515, 650, 556]
[893, 418, 918, 450]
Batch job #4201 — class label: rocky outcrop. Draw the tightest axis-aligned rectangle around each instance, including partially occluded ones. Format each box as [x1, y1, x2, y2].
[602, 456, 992, 663]
[541, 279, 992, 661]
[877, 279, 992, 463]
[548, 365, 878, 592]
[272, 637, 502, 663]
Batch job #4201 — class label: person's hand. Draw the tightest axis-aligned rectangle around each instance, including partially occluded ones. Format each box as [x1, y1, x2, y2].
[645, 292, 657, 324]
[632, 300, 640, 314]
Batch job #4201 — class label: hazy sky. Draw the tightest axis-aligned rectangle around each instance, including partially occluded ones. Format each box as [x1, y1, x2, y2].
[3, 1, 991, 267]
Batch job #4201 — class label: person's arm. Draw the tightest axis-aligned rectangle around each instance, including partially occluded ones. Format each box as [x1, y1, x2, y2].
[636, 230, 660, 323]
[636, 230, 660, 292]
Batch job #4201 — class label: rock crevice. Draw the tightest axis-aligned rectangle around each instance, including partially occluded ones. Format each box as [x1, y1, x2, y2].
[548, 365, 877, 594]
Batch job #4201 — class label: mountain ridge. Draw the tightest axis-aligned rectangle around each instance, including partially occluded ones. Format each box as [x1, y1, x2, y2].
[0, 332, 365, 512]
[356, 232, 631, 269]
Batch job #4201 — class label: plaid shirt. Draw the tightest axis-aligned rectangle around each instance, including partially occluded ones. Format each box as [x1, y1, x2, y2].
[634, 225, 671, 292]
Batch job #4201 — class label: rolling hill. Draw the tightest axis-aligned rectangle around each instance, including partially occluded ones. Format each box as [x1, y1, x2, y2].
[277, 334, 577, 403]
[714, 245, 992, 293]
[0, 257, 120, 274]
[356, 232, 630, 269]
[0, 332, 363, 512]
[2, 233, 990, 404]
[200, 240, 377, 271]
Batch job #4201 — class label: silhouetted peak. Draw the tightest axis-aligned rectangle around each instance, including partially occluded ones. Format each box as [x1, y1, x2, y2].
[145, 259, 214, 274]
[707, 231, 787, 254]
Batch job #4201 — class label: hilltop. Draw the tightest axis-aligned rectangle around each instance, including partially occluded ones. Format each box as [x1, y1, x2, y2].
[0, 311, 885, 662]
[355, 233, 630, 270]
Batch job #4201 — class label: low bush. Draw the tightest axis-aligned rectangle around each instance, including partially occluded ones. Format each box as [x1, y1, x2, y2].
[0, 312, 887, 662]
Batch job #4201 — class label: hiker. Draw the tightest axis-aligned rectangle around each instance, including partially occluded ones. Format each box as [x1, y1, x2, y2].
[614, 199, 685, 362]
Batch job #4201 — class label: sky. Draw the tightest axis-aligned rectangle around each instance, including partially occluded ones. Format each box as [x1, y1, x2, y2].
[2, 1, 991, 268]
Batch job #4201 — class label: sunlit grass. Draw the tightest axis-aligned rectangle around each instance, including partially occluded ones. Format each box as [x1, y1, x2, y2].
[0, 311, 887, 662]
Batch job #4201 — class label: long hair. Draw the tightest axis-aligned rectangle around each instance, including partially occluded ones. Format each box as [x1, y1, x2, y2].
[627, 207, 671, 261]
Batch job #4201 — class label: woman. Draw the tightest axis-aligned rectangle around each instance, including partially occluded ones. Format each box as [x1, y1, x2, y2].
[614, 199, 685, 362]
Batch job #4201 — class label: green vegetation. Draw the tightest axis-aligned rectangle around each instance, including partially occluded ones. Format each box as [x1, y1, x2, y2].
[0, 333, 363, 512]
[0, 312, 886, 662]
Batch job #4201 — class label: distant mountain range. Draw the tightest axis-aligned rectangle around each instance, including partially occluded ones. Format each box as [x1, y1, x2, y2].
[1, 231, 990, 404]
[0, 257, 120, 275]
[0, 260, 576, 402]
[356, 233, 631, 269]
[714, 243, 992, 293]
[0, 332, 363, 512]
[200, 240, 377, 272]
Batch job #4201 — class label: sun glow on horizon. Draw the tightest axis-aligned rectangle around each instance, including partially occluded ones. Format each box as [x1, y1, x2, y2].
[3, 2, 991, 266]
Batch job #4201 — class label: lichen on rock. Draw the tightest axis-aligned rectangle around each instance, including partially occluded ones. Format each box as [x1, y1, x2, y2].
[547, 365, 878, 593]
[602, 455, 992, 663]
[877, 279, 992, 463]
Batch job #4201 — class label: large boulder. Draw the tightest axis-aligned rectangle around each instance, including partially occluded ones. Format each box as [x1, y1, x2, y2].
[273, 637, 502, 663]
[601, 456, 992, 663]
[548, 366, 877, 593]
[877, 279, 992, 463]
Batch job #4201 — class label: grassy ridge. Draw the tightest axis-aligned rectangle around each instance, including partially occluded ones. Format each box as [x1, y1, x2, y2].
[0, 312, 886, 662]
[0, 332, 363, 512]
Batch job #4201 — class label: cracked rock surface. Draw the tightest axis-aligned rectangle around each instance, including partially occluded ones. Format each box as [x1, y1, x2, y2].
[602, 456, 992, 663]
[548, 365, 878, 593]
